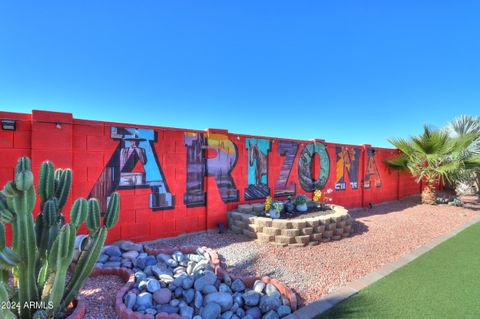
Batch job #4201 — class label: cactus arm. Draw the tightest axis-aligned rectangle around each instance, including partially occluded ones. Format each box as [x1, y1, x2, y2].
[5, 157, 39, 319]
[86, 199, 100, 231]
[104, 192, 120, 229]
[70, 198, 88, 228]
[42, 224, 75, 315]
[61, 227, 107, 310]
[38, 161, 54, 207]
[0, 282, 17, 319]
[54, 169, 72, 211]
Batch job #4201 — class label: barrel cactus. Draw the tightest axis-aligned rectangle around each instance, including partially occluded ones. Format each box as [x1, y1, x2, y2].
[0, 157, 120, 318]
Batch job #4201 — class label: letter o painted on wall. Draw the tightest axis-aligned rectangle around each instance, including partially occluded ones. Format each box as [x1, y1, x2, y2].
[298, 142, 330, 192]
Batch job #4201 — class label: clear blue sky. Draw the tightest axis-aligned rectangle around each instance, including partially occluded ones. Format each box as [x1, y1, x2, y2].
[1, 1, 479, 147]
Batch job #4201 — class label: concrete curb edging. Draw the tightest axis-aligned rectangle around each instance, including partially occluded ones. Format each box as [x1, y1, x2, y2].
[285, 215, 480, 319]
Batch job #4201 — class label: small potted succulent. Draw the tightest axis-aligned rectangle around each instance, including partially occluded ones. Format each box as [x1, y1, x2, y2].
[313, 189, 333, 210]
[269, 200, 283, 219]
[284, 196, 294, 213]
[294, 194, 308, 212]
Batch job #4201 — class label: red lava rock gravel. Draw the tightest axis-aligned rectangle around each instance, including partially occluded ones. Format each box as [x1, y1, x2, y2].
[149, 195, 480, 306]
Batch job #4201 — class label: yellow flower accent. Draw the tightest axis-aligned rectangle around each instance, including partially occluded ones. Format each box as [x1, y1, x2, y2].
[313, 189, 322, 202]
[265, 196, 272, 211]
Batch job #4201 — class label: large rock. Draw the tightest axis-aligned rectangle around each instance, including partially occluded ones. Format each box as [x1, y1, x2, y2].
[243, 290, 261, 306]
[146, 279, 161, 293]
[182, 276, 194, 290]
[194, 290, 203, 309]
[135, 292, 153, 308]
[259, 295, 282, 313]
[183, 288, 195, 303]
[201, 303, 222, 319]
[122, 250, 139, 260]
[202, 284, 217, 294]
[204, 292, 233, 311]
[180, 305, 194, 319]
[265, 284, 279, 296]
[194, 271, 217, 291]
[231, 279, 246, 292]
[246, 307, 262, 319]
[120, 241, 143, 252]
[153, 288, 172, 304]
[277, 305, 292, 317]
[253, 280, 266, 293]
[104, 246, 122, 257]
[136, 256, 157, 270]
[157, 304, 179, 314]
[123, 292, 136, 309]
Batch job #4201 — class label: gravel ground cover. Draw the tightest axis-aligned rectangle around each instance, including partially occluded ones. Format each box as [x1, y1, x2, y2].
[149, 195, 480, 306]
[79, 275, 124, 319]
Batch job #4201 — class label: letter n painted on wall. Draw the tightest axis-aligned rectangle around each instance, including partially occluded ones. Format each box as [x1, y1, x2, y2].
[364, 148, 382, 189]
[206, 133, 239, 203]
[335, 146, 361, 190]
[245, 138, 271, 200]
[298, 142, 330, 192]
[90, 127, 175, 210]
[274, 141, 298, 197]
[184, 132, 207, 207]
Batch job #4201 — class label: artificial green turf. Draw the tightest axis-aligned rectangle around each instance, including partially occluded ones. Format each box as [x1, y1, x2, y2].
[318, 221, 480, 319]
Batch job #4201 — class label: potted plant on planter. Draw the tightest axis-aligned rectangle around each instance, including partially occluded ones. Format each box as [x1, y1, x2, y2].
[264, 196, 272, 217]
[270, 200, 283, 219]
[294, 194, 308, 212]
[313, 189, 333, 210]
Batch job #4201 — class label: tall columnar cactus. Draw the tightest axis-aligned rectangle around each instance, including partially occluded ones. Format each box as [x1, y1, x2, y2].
[0, 157, 120, 319]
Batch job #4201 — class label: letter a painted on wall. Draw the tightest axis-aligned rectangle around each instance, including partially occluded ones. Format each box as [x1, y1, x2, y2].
[184, 132, 207, 207]
[90, 127, 175, 211]
[298, 142, 330, 192]
[245, 138, 271, 200]
[364, 148, 382, 189]
[335, 146, 361, 190]
[206, 133, 239, 203]
[274, 141, 298, 197]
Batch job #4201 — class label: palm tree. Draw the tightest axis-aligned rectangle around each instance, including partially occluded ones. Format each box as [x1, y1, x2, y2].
[444, 115, 480, 195]
[385, 125, 480, 204]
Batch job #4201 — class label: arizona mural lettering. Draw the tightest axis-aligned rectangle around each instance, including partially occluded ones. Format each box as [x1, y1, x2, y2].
[274, 141, 299, 197]
[90, 127, 175, 211]
[335, 146, 361, 191]
[298, 142, 330, 192]
[245, 138, 271, 200]
[364, 148, 382, 189]
[92, 129, 383, 211]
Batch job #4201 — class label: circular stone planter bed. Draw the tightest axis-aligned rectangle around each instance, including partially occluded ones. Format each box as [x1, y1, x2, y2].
[87, 241, 297, 319]
[227, 204, 354, 247]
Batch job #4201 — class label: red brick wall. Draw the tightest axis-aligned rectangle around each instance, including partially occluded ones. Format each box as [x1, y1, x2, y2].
[0, 110, 420, 243]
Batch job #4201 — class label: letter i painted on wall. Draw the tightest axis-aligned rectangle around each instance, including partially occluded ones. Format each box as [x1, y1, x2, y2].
[245, 138, 271, 200]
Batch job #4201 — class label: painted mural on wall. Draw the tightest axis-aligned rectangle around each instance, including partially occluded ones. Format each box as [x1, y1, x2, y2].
[89, 127, 175, 210]
[274, 141, 298, 197]
[206, 133, 239, 203]
[335, 146, 361, 191]
[245, 138, 271, 200]
[298, 142, 330, 192]
[184, 132, 207, 207]
[364, 148, 382, 189]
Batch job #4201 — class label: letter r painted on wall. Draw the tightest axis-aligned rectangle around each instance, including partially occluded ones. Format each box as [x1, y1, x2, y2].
[184, 131, 239, 205]
[89, 127, 175, 211]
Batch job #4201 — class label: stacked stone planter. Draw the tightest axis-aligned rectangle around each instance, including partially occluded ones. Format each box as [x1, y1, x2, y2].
[227, 204, 354, 247]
